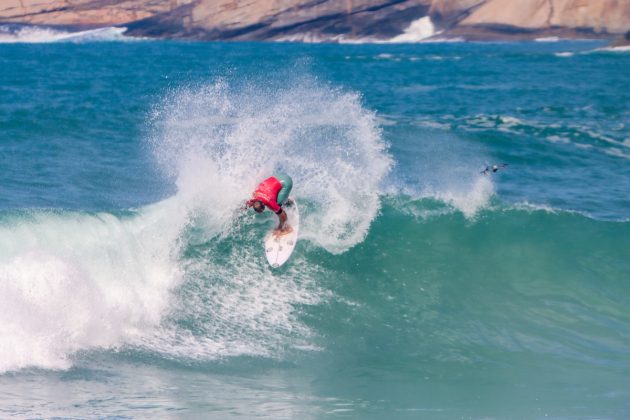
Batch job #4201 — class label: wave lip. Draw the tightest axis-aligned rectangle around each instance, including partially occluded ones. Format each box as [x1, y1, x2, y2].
[0, 24, 129, 43]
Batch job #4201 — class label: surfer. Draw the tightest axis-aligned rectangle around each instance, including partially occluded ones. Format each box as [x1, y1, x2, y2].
[481, 163, 508, 175]
[245, 173, 293, 234]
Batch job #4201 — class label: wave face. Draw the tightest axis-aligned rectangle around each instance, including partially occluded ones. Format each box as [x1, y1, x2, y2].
[326, 199, 630, 369]
[0, 77, 392, 372]
[0, 40, 628, 418]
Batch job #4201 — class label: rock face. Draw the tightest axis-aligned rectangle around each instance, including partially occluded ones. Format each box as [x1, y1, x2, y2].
[0, 0, 432, 40]
[429, 0, 485, 26]
[0, 0, 629, 41]
[611, 30, 630, 46]
[126, 0, 432, 41]
[0, 0, 175, 27]
[436, 0, 630, 39]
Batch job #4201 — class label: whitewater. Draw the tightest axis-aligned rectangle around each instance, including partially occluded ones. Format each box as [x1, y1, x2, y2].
[0, 39, 628, 418]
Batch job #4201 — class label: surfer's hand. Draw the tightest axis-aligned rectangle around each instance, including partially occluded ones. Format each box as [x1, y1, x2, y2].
[241, 200, 257, 211]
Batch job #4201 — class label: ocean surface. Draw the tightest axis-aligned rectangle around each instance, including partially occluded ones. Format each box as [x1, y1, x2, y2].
[0, 30, 629, 419]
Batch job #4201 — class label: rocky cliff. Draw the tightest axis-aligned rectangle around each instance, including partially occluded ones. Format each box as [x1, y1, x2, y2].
[432, 0, 630, 40]
[0, 0, 628, 41]
[125, 0, 433, 41]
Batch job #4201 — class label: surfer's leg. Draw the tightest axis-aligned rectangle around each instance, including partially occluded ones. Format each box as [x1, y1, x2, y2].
[275, 173, 293, 205]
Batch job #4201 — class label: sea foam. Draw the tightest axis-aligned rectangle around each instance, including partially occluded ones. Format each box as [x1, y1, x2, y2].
[0, 206, 184, 372]
[0, 25, 129, 43]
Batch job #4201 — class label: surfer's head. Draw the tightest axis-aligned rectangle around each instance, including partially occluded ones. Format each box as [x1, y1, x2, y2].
[253, 200, 265, 213]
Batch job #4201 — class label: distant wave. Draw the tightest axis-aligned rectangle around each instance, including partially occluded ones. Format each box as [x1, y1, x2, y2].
[535, 36, 562, 42]
[0, 24, 131, 43]
[444, 113, 630, 160]
[594, 45, 630, 53]
[555, 44, 630, 56]
[276, 16, 453, 44]
[387, 16, 436, 43]
[274, 33, 387, 44]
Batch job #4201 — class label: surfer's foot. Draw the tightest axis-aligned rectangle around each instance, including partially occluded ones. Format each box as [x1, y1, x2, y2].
[274, 226, 293, 237]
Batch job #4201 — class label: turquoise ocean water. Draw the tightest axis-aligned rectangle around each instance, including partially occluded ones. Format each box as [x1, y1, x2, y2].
[0, 35, 629, 418]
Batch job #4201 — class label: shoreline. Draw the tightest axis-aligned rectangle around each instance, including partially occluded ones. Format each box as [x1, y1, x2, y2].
[1, 0, 628, 46]
[0, 21, 621, 45]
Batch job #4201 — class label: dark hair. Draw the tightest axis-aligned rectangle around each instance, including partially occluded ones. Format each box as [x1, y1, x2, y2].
[253, 200, 265, 213]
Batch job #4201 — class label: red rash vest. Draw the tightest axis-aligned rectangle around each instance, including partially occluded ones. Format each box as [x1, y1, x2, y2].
[251, 176, 282, 213]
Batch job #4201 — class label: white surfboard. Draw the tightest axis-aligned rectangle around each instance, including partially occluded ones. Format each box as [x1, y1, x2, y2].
[264, 198, 299, 268]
